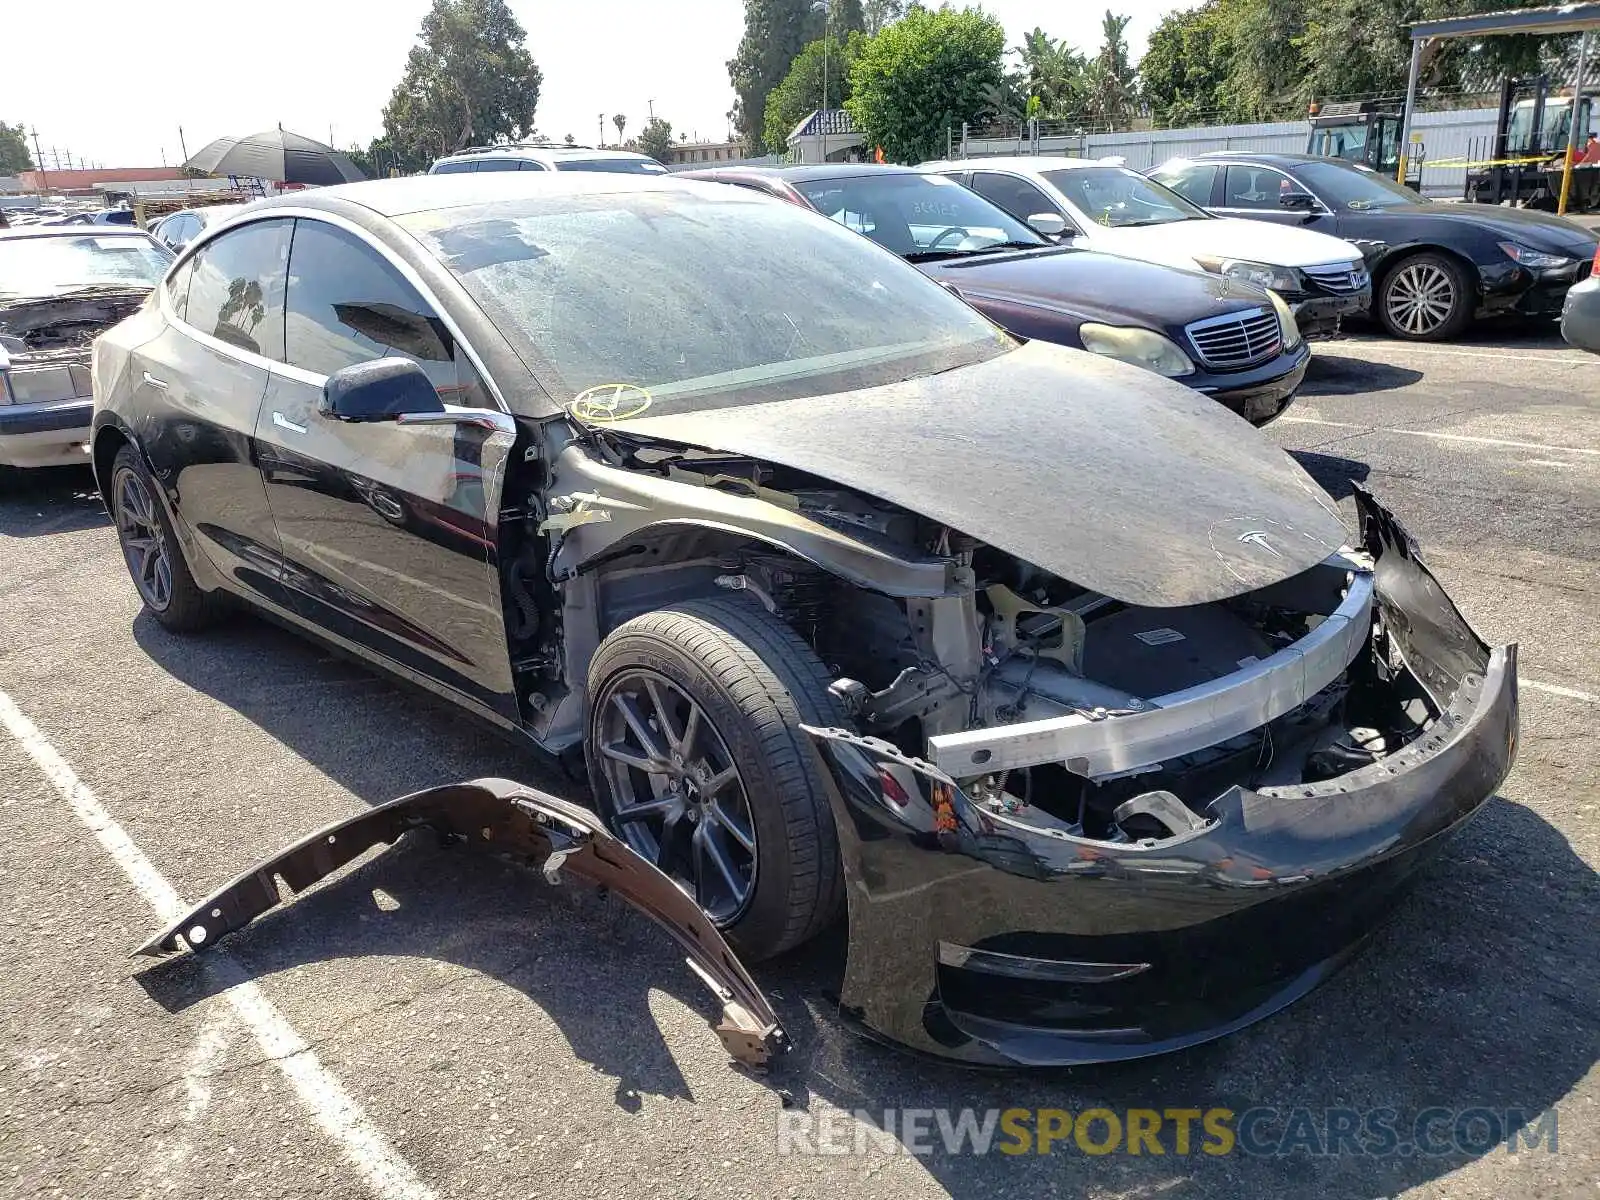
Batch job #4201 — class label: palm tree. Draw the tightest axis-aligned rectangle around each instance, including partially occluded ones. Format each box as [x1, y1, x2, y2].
[1012, 27, 1086, 119]
[613, 114, 627, 144]
[1084, 10, 1139, 126]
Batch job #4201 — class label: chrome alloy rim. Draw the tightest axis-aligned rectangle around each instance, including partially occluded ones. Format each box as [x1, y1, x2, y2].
[594, 669, 757, 923]
[1385, 262, 1456, 336]
[113, 468, 173, 611]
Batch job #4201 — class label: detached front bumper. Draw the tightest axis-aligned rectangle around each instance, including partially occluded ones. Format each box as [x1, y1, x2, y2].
[802, 491, 1517, 1066]
[1290, 289, 1371, 339]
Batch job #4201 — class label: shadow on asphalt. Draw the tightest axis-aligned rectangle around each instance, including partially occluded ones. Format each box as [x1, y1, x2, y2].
[128, 610, 1598, 1197]
[0, 464, 109, 537]
[1290, 450, 1372, 501]
[1299, 353, 1423, 398]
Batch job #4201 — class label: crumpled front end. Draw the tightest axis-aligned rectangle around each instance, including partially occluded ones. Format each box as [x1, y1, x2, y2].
[804, 489, 1517, 1066]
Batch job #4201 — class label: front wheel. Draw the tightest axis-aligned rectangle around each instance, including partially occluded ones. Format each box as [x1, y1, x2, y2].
[1377, 252, 1474, 340]
[585, 596, 846, 960]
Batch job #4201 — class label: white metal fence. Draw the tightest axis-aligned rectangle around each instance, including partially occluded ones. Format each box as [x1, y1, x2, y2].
[955, 108, 1503, 198]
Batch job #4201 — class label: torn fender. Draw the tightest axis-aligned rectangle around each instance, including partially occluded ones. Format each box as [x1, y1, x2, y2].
[136, 777, 789, 1069]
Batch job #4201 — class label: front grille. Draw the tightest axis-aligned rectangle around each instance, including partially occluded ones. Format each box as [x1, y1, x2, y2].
[1186, 308, 1282, 370]
[1304, 263, 1370, 294]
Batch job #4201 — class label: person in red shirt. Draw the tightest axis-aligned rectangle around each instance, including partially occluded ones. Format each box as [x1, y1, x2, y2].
[1582, 132, 1600, 165]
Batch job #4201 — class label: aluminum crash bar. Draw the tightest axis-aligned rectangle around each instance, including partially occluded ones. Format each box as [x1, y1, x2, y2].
[928, 568, 1376, 779]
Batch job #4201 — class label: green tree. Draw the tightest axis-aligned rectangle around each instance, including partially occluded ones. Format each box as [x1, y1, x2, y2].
[846, 6, 1006, 163]
[637, 117, 675, 163]
[379, 0, 543, 169]
[0, 123, 32, 174]
[728, 0, 827, 153]
[862, 0, 905, 35]
[1013, 27, 1087, 119]
[1084, 10, 1141, 125]
[1140, 3, 1237, 124]
[764, 33, 861, 151]
[613, 113, 628, 144]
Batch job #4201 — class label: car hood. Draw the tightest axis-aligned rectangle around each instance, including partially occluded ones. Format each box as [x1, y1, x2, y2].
[1085, 216, 1361, 270]
[1381, 202, 1599, 255]
[918, 247, 1267, 327]
[608, 340, 1349, 607]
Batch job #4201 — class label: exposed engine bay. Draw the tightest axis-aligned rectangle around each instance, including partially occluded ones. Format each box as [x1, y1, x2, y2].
[504, 430, 1441, 850]
[0, 289, 150, 405]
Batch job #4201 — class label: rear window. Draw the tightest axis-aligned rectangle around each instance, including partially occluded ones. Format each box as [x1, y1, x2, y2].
[0, 233, 172, 299]
[553, 158, 668, 175]
[430, 159, 478, 174]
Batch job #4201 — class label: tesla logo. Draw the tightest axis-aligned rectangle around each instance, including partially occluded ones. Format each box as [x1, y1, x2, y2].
[1237, 530, 1283, 557]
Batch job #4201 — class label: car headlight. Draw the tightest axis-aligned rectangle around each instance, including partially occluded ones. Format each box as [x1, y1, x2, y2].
[1079, 324, 1195, 377]
[1195, 257, 1303, 294]
[1266, 289, 1303, 350]
[1499, 241, 1572, 270]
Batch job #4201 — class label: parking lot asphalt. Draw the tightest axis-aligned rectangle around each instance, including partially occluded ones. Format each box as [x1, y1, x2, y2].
[1, 326, 1596, 1200]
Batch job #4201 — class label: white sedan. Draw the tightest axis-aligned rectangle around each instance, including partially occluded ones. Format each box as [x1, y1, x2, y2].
[919, 156, 1373, 338]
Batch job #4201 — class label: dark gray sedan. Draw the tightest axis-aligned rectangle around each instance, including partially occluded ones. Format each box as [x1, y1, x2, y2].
[93, 172, 1515, 1067]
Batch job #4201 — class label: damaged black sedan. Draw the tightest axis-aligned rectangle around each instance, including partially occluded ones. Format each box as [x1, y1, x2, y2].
[98, 174, 1516, 1067]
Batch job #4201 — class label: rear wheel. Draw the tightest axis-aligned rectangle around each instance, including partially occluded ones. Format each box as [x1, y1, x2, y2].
[585, 596, 846, 960]
[1377, 252, 1474, 340]
[109, 445, 220, 631]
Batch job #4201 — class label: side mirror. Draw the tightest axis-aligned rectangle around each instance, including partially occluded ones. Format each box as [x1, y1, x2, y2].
[1026, 212, 1069, 237]
[1279, 191, 1316, 212]
[320, 359, 444, 422]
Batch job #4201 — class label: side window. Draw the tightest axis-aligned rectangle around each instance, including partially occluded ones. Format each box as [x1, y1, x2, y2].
[164, 256, 195, 321]
[1223, 165, 1293, 210]
[1156, 164, 1219, 206]
[431, 159, 476, 174]
[283, 219, 477, 403]
[517, 160, 549, 171]
[475, 158, 521, 172]
[182, 218, 293, 359]
[969, 173, 1061, 221]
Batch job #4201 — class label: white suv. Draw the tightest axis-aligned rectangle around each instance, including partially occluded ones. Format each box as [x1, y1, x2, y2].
[429, 144, 668, 176]
[920, 156, 1371, 338]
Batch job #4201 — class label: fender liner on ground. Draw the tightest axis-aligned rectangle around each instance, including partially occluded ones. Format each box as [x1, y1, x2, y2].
[135, 777, 790, 1069]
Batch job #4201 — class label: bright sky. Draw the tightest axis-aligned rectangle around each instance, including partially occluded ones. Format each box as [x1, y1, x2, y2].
[1, 0, 1196, 169]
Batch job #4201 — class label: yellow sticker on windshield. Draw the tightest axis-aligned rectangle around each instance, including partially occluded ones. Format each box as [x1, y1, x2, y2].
[569, 384, 653, 423]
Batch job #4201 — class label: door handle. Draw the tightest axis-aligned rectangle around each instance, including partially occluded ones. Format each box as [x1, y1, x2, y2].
[142, 371, 168, 390]
[272, 411, 308, 435]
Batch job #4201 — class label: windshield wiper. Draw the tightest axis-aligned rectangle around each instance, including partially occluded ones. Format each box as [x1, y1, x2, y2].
[905, 241, 1048, 263]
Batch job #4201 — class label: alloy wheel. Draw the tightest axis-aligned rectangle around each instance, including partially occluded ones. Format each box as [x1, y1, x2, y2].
[113, 467, 173, 611]
[594, 669, 757, 924]
[1384, 261, 1457, 337]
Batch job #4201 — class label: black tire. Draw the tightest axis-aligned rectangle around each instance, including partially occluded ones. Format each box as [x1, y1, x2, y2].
[1376, 251, 1475, 341]
[109, 444, 221, 632]
[585, 595, 846, 960]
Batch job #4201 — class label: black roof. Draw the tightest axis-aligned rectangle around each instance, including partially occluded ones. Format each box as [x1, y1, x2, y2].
[1187, 151, 1343, 167]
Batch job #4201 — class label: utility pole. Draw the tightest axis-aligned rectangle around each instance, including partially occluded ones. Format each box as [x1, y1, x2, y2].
[648, 99, 656, 123]
[178, 125, 190, 165]
[813, 0, 831, 163]
[29, 127, 47, 193]
[598, 113, 606, 146]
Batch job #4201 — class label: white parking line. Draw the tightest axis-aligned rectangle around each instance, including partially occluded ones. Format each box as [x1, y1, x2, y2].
[1524, 679, 1600, 704]
[1280, 416, 1600, 458]
[1330, 343, 1591, 366]
[0, 688, 436, 1200]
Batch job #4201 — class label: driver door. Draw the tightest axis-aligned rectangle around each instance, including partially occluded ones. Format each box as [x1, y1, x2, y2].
[254, 217, 521, 722]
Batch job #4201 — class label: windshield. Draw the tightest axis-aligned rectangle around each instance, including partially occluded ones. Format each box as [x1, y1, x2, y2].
[554, 158, 669, 175]
[0, 233, 171, 299]
[400, 190, 1012, 417]
[1040, 166, 1209, 228]
[793, 173, 1045, 258]
[1295, 161, 1424, 210]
